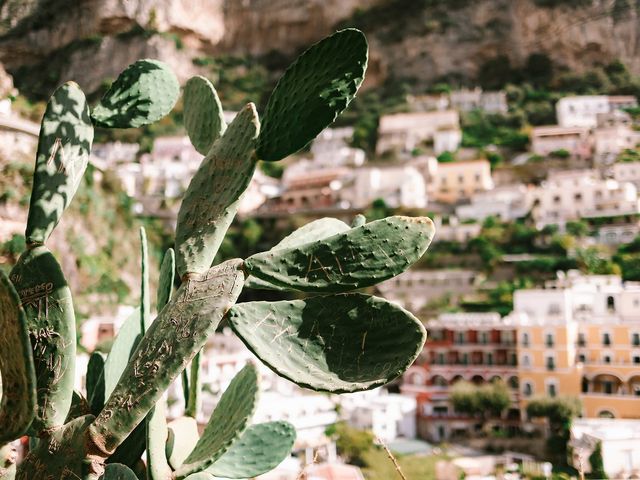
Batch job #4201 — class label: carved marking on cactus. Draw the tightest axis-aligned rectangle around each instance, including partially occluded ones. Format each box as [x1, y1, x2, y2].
[47, 137, 62, 165]
[272, 326, 292, 344]
[255, 311, 274, 328]
[305, 255, 331, 280]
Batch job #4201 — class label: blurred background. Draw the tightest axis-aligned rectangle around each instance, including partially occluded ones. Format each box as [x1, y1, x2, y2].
[1, 1, 640, 479]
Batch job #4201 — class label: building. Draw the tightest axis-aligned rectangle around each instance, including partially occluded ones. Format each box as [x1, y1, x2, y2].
[613, 160, 640, 189]
[556, 96, 611, 128]
[431, 216, 482, 243]
[596, 222, 640, 245]
[402, 312, 520, 441]
[376, 110, 460, 156]
[344, 164, 427, 209]
[455, 184, 533, 222]
[530, 125, 591, 158]
[310, 127, 365, 168]
[570, 418, 640, 479]
[433, 128, 462, 155]
[608, 95, 638, 112]
[593, 111, 640, 159]
[531, 170, 640, 226]
[515, 270, 640, 419]
[449, 88, 508, 114]
[406, 93, 450, 112]
[429, 159, 494, 204]
[375, 269, 479, 312]
[338, 390, 417, 442]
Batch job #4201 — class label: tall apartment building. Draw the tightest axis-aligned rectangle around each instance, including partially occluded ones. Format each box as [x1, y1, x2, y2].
[515, 271, 640, 419]
[402, 271, 640, 441]
[402, 312, 520, 441]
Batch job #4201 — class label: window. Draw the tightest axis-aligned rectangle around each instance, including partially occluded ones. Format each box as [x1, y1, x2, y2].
[546, 357, 555, 371]
[523, 383, 533, 397]
[607, 296, 615, 312]
[632, 333, 640, 346]
[603, 355, 611, 364]
[461, 353, 469, 365]
[575, 193, 582, 202]
[479, 332, 489, 344]
[487, 353, 494, 366]
[577, 333, 586, 347]
[522, 332, 530, 347]
[603, 332, 611, 346]
[548, 383, 557, 397]
[578, 354, 586, 363]
[553, 195, 561, 204]
[475, 173, 481, 183]
[437, 353, 445, 365]
[510, 353, 518, 366]
[522, 354, 531, 367]
[455, 332, 465, 344]
[633, 355, 640, 364]
[545, 333, 555, 348]
[458, 174, 464, 184]
[603, 381, 614, 395]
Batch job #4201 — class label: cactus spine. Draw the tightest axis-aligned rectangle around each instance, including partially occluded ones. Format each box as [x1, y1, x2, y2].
[0, 29, 436, 480]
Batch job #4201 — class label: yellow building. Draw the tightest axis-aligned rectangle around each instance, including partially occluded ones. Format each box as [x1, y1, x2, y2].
[515, 271, 640, 419]
[430, 159, 494, 204]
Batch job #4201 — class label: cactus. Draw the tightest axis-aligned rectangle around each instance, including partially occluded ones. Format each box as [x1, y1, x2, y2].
[1, 29, 436, 480]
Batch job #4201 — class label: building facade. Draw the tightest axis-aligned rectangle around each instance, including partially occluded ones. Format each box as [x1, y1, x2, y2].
[429, 159, 494, 204]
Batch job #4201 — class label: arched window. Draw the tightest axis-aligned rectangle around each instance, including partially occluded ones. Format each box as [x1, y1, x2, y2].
[523, 382, 533, 397]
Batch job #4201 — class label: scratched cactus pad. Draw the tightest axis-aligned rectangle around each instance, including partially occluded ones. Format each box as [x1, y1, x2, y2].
[257, 29, 368, 161]
[25, 82, 93, 244]
[175, 104, 259, 277]
[10, 245, 76, 434]
[0, 271, 36, 443]
[89, 259, 245, 454]
[245, 216, 435, 292]
[184, 76, 226, 155]
[228, 294, 426, 393]
[91, 59, 179, 129]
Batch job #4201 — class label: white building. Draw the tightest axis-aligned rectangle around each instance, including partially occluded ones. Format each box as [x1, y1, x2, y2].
[593, 112, 640, 158]
[310, 127, 365, 168]
[613, 161, 640, 189]
[571, 418, 640, 479]
[344, 164, 427, 209]
[433, 128, 462, 154]
[532, 170, 640, 226]
[376, 110, 460, 156]
[556, 96, 611, 128]
[91, 142, 140, 167]
[338, 390, 417, 442]
[450, 88, 508, 114]
[432, 216, 482, 243]
[530, 125, 591, 158]
[456, 184, 533, 222]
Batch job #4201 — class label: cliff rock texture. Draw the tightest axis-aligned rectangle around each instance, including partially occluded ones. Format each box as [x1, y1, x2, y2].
[0, 0, 638, 96]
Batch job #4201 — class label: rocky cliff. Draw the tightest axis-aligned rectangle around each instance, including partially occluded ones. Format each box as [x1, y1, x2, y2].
[0, 0, 638, 96]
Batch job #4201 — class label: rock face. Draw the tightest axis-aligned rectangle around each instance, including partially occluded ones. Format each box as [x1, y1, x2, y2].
[0, 0, 638, 96]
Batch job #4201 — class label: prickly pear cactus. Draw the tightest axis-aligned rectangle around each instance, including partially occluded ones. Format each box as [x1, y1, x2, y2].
[3, 29, 436, 480]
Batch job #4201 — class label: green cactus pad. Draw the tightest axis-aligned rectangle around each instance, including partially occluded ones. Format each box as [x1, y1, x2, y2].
[87, 352, 105, 416]
[245, 216, 435, 293]
[100, 308, 142, 402]
[184, 474, 215, 480]
[245, 217, 351, 290]
[25, 82, 93, 244]
[257, 29, 367, 161]
[91, 59, 179, 129]
[228, 294, 426, 393]
[16, 414, 94, 480]
[10, 246, 76, 434]
[0, 271, 36, 443]
[175, 103, 260, 276]
[140, 227, 151, 331]
[185, 351, 201, 419]
[157, 248, 175, 311]
[65, 390, 90, 423]
[166, 416, 200, 470]
[184, 76, 226, 155]
[205, 421, 296, 479]
[174, 365, 259, 478]
[89, 259, 245, 455]
[101, 463, 138, 479]
[146, 399, 172, 480]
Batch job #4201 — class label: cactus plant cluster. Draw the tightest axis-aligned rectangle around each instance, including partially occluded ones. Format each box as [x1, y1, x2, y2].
[0, 29, 435, 480]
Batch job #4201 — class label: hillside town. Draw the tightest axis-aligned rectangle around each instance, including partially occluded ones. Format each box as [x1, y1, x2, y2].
[31, 85, 636, 480]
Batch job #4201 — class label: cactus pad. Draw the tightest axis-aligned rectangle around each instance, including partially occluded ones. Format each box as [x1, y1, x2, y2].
[101, 463, 138, 479]
[91, 59, 179, 129]
[257, 29, 367, 161]
[157, 248, 175, 311]
[228, 294, 426, 393]
[184, 76, 226, 155]
[101, 309, 142, 401]
[184, 474, 214, 480]
[90, 259, 245, 454]
[146, 400, 172, 480]
[0, 271, 36, 443]
[245, 216, 435, 292]
[175, 365, 259, 478]
[87, 352, 106, 416]
[205, 421, 296, 479]
[175, 103, 260, 276]
[166, 416, 200, 470]
[25, 82, 93, 244]
[10, 246, 76, 433]
[245, 217, 350, 290]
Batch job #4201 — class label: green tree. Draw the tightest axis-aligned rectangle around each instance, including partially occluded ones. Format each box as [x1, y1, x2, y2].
[566, 220, 589, 238]
[451, 380, 510, 419]
[587, 442, 608, 479]
[326, 422, 374, 467]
